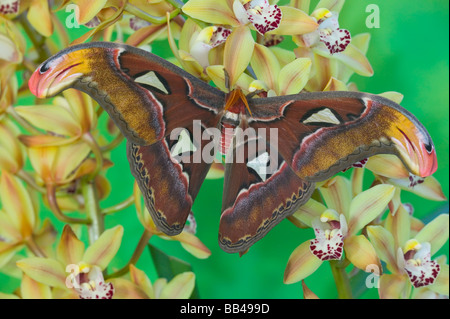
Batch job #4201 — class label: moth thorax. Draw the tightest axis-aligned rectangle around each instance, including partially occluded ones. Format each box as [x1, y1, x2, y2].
[220, 122, 235, 155]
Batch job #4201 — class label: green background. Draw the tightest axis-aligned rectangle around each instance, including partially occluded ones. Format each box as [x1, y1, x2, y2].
[1, 0, 449, 299]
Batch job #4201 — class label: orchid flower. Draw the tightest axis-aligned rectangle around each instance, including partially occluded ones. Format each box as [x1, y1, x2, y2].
[368, 210, 449, 298]
[0, 0, 53, 36]
[0, 172, 39, 268]
[291, 1, 373, 91]
[16, 225, 123, 299]
[182, 0, 317, 87]
[284, 175, 394, 284]
[0, 119, 25, 174]
[111, 265, 196, 299]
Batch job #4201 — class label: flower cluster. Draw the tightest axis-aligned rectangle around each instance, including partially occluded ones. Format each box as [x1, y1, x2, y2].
[0, 0, 447, 299]
[285, 163, 447, 298]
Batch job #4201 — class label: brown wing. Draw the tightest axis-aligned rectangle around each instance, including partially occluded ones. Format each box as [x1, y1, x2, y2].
[247, 91, 437, 181]
[219, 121, 314, 253]
[127, 123, 216, 235]
[29, 41, 225, 146]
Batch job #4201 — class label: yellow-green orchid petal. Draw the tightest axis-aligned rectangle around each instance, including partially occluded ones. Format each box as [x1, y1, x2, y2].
[351, 33, 371, 55]
[410, 216, 425, 237]
[301, 280, 319, 299]
[302, 53, 331, 91]
[249, 79, 268, 93]
[33, 219, 57, 258]
[109, 278, 150, 299]
[19, 134, 81, 148]
[15, 104, 82, 138]
[57, 225, 85, 267]
[51, 142, 91, 184]
[251, 43, 280, 92]
[0, 213, 22, 243]
[166, 18, 206, 80]
[62, 89, 97, 132]
[207, 65, 254, 93]
[429, 262, 449, 296]
[387, 176, 446, 202]
[323, 76, 348, 91]
[71, 0, 107, 24]
[289, 0, 310, 12]
[172, 231, 211, 259]
[379, 273, 411, 299]
[350, 167, 364, 197]
[27, 0, 53, 37]
[344, 235, 381, 272]
[82, 225, 123, 270]
[378, 91, 404, 104]
[0, 122, 24, 173]
[367, 225, 400, 273]
[27, 145, 57, 184]
[277, 58, 311, 95]
[70, 2, 124, 45]
[16, 257, 67, 289]
[1, 67, 18, 115]
[0, 292, 20, 299]
[179, 18, 201, 53]
[183, 0, 238, 26]
[414, 214, 449, 256]
[314, 43, 373, 77]
[331, 32, 371, 81]
[347, 184, 394, 236]
[385, 204, 411, 249]
[224, 26, 254, 88]
[125, 24, 169, 47]
[284, 241, 323, 284]
[0, 241, 23, 268]
[365, 154, 410, 179]
[0, 17, 25, 65]
[0, 33, 20, 65]
[20, 274, 52, 299]
[270, 46, 296, 66]
[314, 0, 345, 13]
[206, 65, 228, 92]
[128, 0, 174, 17]
[153, 277, 167, 298]
[159, 272, 195, 299]
[0, 171, 36, 239]
[268, 6, 317, 35]
[319, 176, 352, 219]
[291, 198, 327, 228]
[129, 264, 154, 299]
[178, 50, 206, 79]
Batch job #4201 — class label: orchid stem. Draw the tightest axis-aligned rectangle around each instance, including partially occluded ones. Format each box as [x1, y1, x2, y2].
[329, 260, 353, 299]
[26, 237, 47, 258]
[82, 180, 104, 244]
[166, 0, 185, 9]
[82, 133, 103, 180]
[100, 133, 124, 153]
[46, 184, 91, 225]
[124, 3, 180, 24]
[105, 229, 153, 279]
[17, 170, 46, 194]
[102, 194, 134, 215]
[17, 12, 51, 63]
